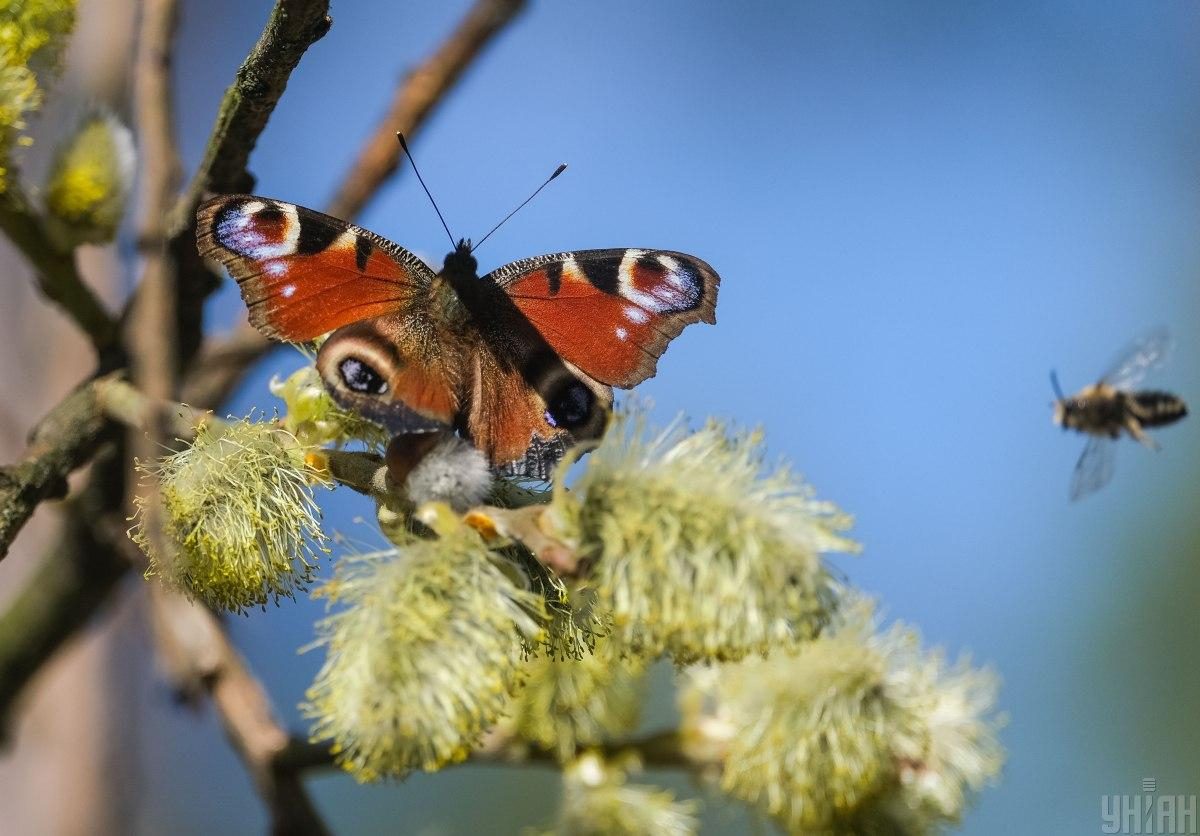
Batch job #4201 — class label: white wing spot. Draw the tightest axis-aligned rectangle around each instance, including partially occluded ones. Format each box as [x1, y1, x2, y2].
[624, 305, 650, 324]
[281, 283, 296, 298]
[266, 261, 286, 277]
[616, 326, 628, 341]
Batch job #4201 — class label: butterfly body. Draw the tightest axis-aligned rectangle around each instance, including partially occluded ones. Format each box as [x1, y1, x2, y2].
[197, 196, 719, 478]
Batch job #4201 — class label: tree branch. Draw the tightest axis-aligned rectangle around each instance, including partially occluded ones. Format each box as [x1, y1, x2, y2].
[148, 585, 331, 835]
[163, 0, 333, 364]
[127, 9, 328, 815]
[273, 729, 691, 776]
[167, 0, 332, 236]
[0, 186, 119, 356]
[0, 0, 336, 568]
[179, 323, 275, 407]
[474, 729, 692, 770]
[0, 5, 531, 820]
[0, 375, 120, 562]
[325, 0, 526, 221]
[94, 377, 207, 439]
[131, 0, 183, 407]
[129, 0, 186, 591]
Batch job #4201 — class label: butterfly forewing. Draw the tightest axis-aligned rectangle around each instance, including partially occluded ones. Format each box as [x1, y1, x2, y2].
[196, 196, 434, 342]
[492, 248, 719, 388]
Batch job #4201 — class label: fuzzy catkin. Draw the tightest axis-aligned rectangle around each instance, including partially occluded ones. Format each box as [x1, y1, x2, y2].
[131, 418, 329, 612]
[304, 527, 545, 780]
[549, 415, 858, 663]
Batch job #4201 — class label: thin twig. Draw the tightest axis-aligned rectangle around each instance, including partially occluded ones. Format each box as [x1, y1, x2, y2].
[0, 3, 529, 818]
[0, 0, 335, 570]
[0, 374, 120, 562]
[179, 323, 274, 407]
[160, 0, 333, 364]
[147, 584, 331, 836]
[131, 0, 182, 407]
[91, 509, 329, 834]
[95, 377, 208, 439]
[325, 0, 526, 221]
[473, 729, 692, 770]
[167, 0, 333, 236]
[274, 729, 691, 775]
[0, 186, 119, 356]
[124, 2, 329, 792]
[129, 0, 184, 593]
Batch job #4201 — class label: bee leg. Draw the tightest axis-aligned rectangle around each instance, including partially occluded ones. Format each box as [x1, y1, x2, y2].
[1124, 417, 1159, 450]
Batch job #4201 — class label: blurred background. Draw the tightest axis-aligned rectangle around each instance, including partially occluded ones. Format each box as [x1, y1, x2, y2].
[1, 1, 1198, 833]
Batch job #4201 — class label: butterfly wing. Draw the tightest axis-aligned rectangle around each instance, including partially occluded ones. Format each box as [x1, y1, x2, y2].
[489, 249, 719, 388]
[314, 313, 463, 435]
[466, 347, 612, 479]
[196, 195, 435, 342]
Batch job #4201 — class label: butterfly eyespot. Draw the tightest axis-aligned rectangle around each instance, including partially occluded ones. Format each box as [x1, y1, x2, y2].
[339, 357, 389, 395]
[545, 381, 593, 429]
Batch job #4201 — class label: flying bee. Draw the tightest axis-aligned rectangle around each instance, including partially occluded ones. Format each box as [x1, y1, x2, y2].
[1051, 327, 1188, 500]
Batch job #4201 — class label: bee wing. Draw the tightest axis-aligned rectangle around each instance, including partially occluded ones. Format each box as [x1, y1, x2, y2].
[1069, 436, 1117, 501]
[1101, 327, 1172, 390]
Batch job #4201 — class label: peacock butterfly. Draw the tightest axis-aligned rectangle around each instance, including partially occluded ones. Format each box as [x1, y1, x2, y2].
[195, 192, 720, 479]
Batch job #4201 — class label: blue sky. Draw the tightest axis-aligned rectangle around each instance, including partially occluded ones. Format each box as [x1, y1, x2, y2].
[143, 2, 1200, 833]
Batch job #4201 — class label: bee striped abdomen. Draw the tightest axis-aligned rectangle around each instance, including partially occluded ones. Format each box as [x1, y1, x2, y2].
[1130, 391, 1188, 428]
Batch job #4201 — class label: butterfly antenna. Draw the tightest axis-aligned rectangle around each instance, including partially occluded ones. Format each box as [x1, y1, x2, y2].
[397, 132, 455, 249]
[1050, 369, 1066, 401]
[471, 163, 568, 253]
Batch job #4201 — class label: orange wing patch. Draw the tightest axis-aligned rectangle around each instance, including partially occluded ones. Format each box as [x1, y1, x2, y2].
[196, 195, 433, 342]
[496, 249, 719, 388]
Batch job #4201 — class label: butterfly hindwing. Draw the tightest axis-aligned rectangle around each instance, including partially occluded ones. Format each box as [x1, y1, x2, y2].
[196, 195, 435, 342]
[466, 346, 612, 479]
[314, 314, 462, 434]
[490, 248, 719, 388]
